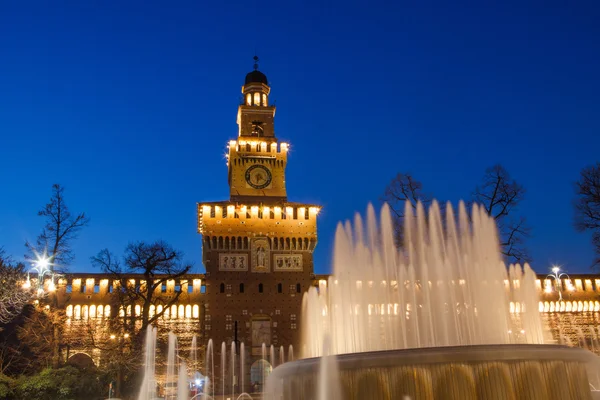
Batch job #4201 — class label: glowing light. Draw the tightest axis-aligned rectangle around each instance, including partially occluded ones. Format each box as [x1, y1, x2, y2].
[110, 334, 116, 340]
[47, 281, 56, 292]
[552, 266, 560, 274]
[124, 333, 129, 339]
[22, 276, 31, 289]
[36, 257, 50, 269]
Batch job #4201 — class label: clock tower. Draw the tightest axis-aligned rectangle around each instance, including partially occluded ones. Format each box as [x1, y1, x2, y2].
[229, 58, 287, 202]
[197, 58, 320, 388]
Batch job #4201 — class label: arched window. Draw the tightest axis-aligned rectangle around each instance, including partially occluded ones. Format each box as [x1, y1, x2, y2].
[246, 93, 252, 105]
[254, 92, 261, 105]
[277, 283, 282, 293]
[296, 283, 301, 293]
[262, 94, 267, 106]
[240, 283, 245, 293]
[259, 283, 264, 293]
[220, 283, 225, 293]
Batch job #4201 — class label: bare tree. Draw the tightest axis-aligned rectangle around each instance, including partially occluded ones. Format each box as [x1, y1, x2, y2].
[574, 162, 600, 269]
[22, 184, 88, 369]
[381, 173, 432, 247]
[0, 249, 32, 326]
[91, 240, 191, 396]
[472, 164, 530, 264]
[25, 183, 89, 271]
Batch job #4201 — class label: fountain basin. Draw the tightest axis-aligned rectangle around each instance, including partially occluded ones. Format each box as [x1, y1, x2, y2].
[267, 344, 596, 400]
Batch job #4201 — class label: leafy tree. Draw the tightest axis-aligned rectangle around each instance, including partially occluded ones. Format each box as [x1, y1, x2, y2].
[574, 162, 600, 268]
[472, 164, 530, 264]
[381, 173, 432, 247]
[25, 183, 89, 272]
[0, 249, 31, 326]
[0, 373, 16, 399]
[15, 366, 106, 400]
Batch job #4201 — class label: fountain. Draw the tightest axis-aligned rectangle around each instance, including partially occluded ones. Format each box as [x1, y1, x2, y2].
[138, 331, 259, 400]
[266, 202, 599, 399]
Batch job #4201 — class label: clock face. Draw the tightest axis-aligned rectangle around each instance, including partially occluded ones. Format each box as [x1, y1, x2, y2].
[245, 165, 272, 189]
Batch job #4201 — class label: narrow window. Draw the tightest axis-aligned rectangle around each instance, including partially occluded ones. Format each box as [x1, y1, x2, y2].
[240, 283, 245, 293]
[262, 93, 267, 106]
[277, 283, 282, 293]
[254, 92, 260, 105]
[258, 283, 264, 293]
[246, 93, 251, 105]
[220, 283, 225, 293]
[296, 283, 301, 293]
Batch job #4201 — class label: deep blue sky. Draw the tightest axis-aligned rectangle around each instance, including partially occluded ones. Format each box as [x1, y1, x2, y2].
[1, 1, 599, 275]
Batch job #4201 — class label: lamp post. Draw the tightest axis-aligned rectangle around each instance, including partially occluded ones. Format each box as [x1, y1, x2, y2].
[546, 265, 570, 301]
[22, 254, 56, 297]
[22, 253, 62, 368]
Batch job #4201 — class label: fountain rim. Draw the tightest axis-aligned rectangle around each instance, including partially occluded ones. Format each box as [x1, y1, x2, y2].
[273, 344, 597, 375]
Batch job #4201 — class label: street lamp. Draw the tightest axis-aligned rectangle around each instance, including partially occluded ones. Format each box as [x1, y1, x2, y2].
[23, 254, 56, 297]
[546, 265, 570, 301]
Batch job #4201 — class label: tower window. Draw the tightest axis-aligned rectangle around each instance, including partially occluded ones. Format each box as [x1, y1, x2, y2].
[220, 283, 225, 293]
[296, 283, 301, 293]
[240, 283, 244, 293]
[262, 94, 267, 106]
[246, 94, 252, 106]
[258, 283, 264, 293]
[277, 283, 282, 293]
[254, 92, 260, 106]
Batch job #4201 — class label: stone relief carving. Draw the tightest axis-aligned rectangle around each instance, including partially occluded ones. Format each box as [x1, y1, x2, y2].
[251, 238, 270, 273]
[219, 253, 248, 271]
[274, 254, 303, 271]
[251, 319, 271, 347]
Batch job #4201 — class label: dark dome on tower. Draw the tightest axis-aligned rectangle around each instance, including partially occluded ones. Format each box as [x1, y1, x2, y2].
[245, 70, 268, 85]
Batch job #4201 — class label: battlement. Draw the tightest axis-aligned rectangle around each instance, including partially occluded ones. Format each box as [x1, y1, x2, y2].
[228, 140, 288, 157]
[535, 276, 600, 295]
[197, 202, 320, 235]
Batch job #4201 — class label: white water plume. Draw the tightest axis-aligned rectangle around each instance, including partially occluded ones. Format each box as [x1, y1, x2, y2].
[302, 201, 545, 357]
